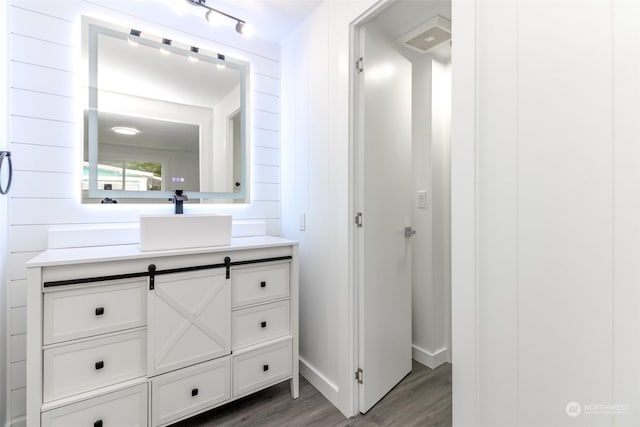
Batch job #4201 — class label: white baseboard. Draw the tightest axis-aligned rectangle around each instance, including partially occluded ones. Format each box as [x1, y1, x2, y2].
[412, 345, 449, 369]
[299, 357, 349, 417]
[7, 416, 25, 427]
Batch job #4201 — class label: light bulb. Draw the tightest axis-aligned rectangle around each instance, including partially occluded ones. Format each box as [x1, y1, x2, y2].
[236, 22, 253, 37]
[206, 10, 225, 27]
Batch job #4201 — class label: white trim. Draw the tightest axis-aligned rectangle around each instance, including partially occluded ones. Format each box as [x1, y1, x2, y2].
[412, 345, 450, 369]
[299, 357, 347, 415]
[7, 416, 26, 427]
[450, 0, 479, 425]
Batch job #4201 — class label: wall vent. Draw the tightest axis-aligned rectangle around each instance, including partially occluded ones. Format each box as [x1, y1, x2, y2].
[396, 15, 451, 54]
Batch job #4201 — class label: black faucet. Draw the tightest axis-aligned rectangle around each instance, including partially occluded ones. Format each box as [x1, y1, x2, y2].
[170, 190, 188, 214]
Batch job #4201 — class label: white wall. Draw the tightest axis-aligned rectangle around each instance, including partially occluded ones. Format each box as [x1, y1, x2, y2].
[411, 55, 451, 369]
[431, 59, 451, 362]
[281, 0, 452, 416]
[453, 0, 640, 426]
[281, 0, 378, 417]
[283, 0, 640, 424]
[4, 1, 282, 425]
[1, 1, 9, 424]
[411, 55, 434, 368]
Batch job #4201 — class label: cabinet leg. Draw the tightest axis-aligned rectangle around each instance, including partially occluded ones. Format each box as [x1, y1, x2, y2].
[290, 375, 300, 399]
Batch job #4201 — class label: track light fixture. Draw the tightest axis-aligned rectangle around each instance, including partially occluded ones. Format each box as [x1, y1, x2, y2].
[185, 0, 249, 36]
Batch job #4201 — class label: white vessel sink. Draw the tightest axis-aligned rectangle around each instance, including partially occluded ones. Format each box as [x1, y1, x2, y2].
[139, 214, 232, 251]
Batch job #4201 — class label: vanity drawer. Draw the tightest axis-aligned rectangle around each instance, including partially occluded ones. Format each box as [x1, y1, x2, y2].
[232, 300, 290, 350]
[41, 383, 147, 427]
[151, 357, 231, 427]
[232, 338, 292, 398]
[43, 330, 146, 402]
[231, 263, 289, 308]
[43, 279, 146, 345]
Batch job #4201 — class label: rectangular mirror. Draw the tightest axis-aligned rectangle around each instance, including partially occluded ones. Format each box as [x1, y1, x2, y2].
[82, 19, 250, 203]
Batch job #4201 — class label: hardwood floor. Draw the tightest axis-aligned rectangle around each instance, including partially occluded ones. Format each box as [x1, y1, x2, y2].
[173, 360, 452, 427]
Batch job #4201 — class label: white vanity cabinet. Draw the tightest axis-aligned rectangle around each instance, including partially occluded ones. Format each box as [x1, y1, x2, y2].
[26, 237, 299, 427]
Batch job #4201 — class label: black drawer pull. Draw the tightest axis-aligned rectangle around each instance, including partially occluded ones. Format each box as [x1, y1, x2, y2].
[94, 420, 103, 427]
[263, 364, 269, 372]
[260, 281, 266, 288]
[261, 321, 267, 328]
[95, 361, 104, 370]
[95, 307, 104, 316]
[191, 388, 199, 397]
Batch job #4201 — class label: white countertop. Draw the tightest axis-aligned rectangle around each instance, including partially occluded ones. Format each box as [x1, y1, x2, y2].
[26, 236, 298, 267]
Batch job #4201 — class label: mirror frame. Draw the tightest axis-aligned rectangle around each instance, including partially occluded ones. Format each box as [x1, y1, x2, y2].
[83, 18, 250, 202]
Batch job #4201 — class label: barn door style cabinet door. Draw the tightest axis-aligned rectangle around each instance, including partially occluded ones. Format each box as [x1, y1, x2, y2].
[148, 268, 231, 376]
[26, 237, 299, 427]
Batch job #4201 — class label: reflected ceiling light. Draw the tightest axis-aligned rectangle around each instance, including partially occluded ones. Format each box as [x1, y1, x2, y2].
[216, 53, 226, 69]
[160, 38, 172, 55]
[112, 127, 140, 136]
[185, 0, 249, 36]
[128, 29, 141, 46]
[189, 46, 199, 62]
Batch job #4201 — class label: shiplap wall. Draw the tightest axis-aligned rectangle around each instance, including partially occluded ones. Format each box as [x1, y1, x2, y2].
[452, 1, 640, 426]
[5, 1, 281, 425]
[1, 2, 9, 425]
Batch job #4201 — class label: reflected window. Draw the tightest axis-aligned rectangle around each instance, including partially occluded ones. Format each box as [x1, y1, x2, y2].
[82, 160, 162, 191]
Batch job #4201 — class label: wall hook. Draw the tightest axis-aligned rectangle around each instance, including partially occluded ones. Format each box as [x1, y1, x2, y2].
[0, 151, 13, 195]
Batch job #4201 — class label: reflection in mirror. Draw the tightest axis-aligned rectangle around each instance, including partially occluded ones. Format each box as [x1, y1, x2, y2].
[83, 111, 199, 192]
[83, 19, 249, 203]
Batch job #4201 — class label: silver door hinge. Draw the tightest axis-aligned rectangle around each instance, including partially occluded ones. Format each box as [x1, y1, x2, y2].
[404, 226, 416, 238]
[355, 368, 363, 384]
[356, 57, 364, 73]
[355, 212, 363, 228]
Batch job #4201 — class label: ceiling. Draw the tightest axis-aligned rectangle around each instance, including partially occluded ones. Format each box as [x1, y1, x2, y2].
[159, 1, 450, 47]
[371, 0, 452, 61]
[95, 111, 199, 152]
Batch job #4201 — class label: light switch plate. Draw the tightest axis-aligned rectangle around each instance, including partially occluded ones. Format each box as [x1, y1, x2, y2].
[299, 213, 306, 231]
[417, 190, 428, 209]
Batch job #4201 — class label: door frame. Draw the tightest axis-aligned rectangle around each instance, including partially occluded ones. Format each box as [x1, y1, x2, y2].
[347, 0, 479, 420]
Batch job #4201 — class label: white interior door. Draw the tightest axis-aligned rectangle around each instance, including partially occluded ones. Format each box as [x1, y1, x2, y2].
[357, 22, 413, 413]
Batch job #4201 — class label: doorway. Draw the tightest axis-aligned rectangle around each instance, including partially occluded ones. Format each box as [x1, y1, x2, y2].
[351, 0, 452, 414]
